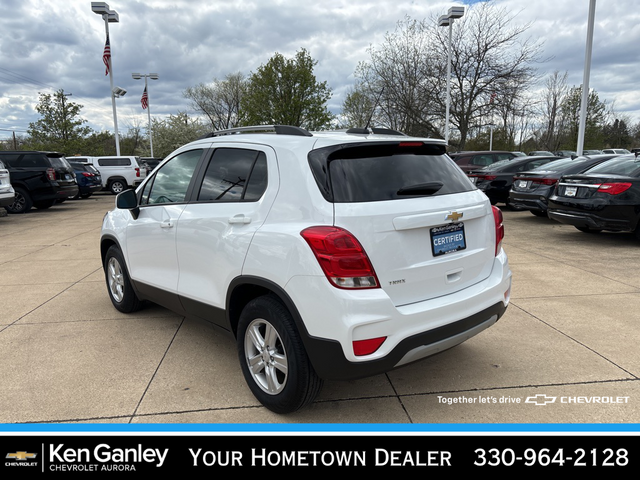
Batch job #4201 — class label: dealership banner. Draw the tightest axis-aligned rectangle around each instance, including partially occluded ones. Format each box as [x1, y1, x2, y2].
[0, 433, 636, 473]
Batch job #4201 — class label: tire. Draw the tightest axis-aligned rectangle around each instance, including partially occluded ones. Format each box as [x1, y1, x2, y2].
[6, 187, 32, 214]
[104, 245, 143, 313]
[530, 209, 547, 217]
[109, 179, 127, 195]
[237, 295, 323, 413]
[80, 193, 92, 199]
[575, 226, 602, 233]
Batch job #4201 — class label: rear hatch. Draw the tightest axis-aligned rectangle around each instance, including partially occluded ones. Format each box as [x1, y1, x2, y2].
[309, 141, 496, 307]
[47, 154, 77, 187]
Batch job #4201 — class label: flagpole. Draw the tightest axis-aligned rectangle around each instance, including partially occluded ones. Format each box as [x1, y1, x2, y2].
[133, 72, 159, 158]
[104, 24, 120, 156]
[92, 3, 121, 157]
[145, 77, 154, 157]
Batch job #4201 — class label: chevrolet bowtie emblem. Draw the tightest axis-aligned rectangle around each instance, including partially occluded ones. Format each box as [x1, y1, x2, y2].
[6, 452, 37, 460]
[446, 211, 463, 222]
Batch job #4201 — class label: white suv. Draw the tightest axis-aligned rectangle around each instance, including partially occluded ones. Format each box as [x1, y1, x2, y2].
[100, 125, 512, 413]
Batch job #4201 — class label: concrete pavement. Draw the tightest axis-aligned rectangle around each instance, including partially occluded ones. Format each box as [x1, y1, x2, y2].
[0, 193, 638, 425]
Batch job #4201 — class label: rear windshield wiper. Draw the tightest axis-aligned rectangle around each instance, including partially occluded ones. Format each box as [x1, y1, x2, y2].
[397, 181, 443, 196]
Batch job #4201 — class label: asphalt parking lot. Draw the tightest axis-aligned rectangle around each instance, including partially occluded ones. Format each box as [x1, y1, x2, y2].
[0, 192, 638, 425]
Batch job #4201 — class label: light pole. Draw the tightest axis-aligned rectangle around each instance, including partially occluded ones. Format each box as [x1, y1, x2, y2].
[488, 123, 495, 151]
[132, 73, 159, 157]
[577, 0, 596, 156]
[438, 5, 465, 145]
[91, 2, 122, 155]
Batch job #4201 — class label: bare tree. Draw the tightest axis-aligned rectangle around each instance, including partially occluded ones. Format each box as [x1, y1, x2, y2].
[431, 1, 542, 149]
[184, 72, 246, 131]
[352, 16, 441, 136]
[348, 3, 541, 147]
[538, 71, 570, 151]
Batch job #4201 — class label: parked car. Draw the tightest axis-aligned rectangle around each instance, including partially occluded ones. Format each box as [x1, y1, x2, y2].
[140, 157, 163, 173]
[583, 149, 603, 155]
[511, 151, 527, 157]
[467, 155, 562, 207]
[68, 161, 102, 199]
[0, 151, 78, 214]
[0, 159, 15, 209]
[100, 125, 512, 413]
[509, 155, 620, 216]
[69, 155, 146, 194]
[548, 154, 640, 238]
[448, 150, 517, 173]
[601, 148, 631, 155]
[527, 150, 555, 156]
[554, 150, 577, 157]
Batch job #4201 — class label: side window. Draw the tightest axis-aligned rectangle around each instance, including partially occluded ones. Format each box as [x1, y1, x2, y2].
[471, 155, 493, 166]
[495, 153, 513, 161]
[197, 148, 268, 202]
[19, 154, 48, 167]
[0, 154, 21, 167]
[144, 149, 202, 205]
[98, 158, 131, 166]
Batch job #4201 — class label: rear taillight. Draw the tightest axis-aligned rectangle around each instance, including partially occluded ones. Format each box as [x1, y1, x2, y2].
[301, 226, 379, 289]
[492, 206, 504, 256]
[471, 174, 497, 182]
[597, 182, 632, 195]
[46, 168, 56, 181]
[524, 177, 558, 186]
[81, 172, 94, 177]
[135, 167, 140, 177]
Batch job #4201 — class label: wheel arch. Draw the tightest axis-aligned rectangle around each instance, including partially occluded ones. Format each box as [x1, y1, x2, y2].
[100, 234, 122, 266]
[226, 276, 308, 341]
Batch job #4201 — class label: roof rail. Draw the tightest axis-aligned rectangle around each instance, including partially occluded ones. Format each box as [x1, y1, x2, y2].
[200, 125, 313, 139]
[345, 127, 406, 136]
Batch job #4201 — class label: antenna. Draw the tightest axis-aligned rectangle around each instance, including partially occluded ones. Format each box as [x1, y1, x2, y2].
[364, 87, 385, 130]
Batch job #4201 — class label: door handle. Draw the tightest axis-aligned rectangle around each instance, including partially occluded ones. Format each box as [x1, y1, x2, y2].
[160, 220, 173, 228]
[228, 214, 251, 224]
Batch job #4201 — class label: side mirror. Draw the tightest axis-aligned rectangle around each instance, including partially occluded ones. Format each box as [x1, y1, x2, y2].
[116, 189, 139, 219]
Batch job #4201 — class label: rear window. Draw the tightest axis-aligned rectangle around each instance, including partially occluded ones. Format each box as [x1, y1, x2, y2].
[585, 155, 640, 177]
[98, 158, 132, 166]
[309, 143, 473, 203]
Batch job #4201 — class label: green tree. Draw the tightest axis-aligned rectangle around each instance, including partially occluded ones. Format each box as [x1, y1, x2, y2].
[27, 89, 92, 153]
[559, 86, 607, 149]
[240, 49, 333, 130]
[150, 112, 209, 158]
[339, 84, 377, 128]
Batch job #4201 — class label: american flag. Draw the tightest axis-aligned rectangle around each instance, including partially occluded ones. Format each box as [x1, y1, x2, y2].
[103, 34, 111, 76]
[141, 86, 148, 109]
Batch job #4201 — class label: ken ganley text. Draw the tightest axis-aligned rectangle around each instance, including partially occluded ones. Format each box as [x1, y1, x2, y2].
[189, 448, 452, 467]
[49, 444, 168, 471]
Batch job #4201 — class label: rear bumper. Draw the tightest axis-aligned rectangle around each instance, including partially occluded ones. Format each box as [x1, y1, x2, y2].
[287, 252, 512, 380]
[509, 191, 548, 212]
[548, 208, 634, 231]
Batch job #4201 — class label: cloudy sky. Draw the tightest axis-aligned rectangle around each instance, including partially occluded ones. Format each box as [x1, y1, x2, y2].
[1, 0, 639, 142]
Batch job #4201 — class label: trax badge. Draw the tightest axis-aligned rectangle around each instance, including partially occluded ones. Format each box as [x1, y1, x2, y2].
[446, 211, 463, 222]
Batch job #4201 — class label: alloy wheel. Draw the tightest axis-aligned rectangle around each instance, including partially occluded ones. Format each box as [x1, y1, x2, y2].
[243, 318, 288, 395]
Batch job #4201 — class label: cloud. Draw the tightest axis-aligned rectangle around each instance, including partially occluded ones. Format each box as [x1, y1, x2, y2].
[1, 0, 640, 142]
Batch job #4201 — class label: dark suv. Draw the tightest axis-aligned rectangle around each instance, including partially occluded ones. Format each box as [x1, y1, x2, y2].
[449, 151, 517, 173]
[0, 151, 78, 213]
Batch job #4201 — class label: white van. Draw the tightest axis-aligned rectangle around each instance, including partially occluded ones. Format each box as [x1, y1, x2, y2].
[69, 156, 146, 194]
